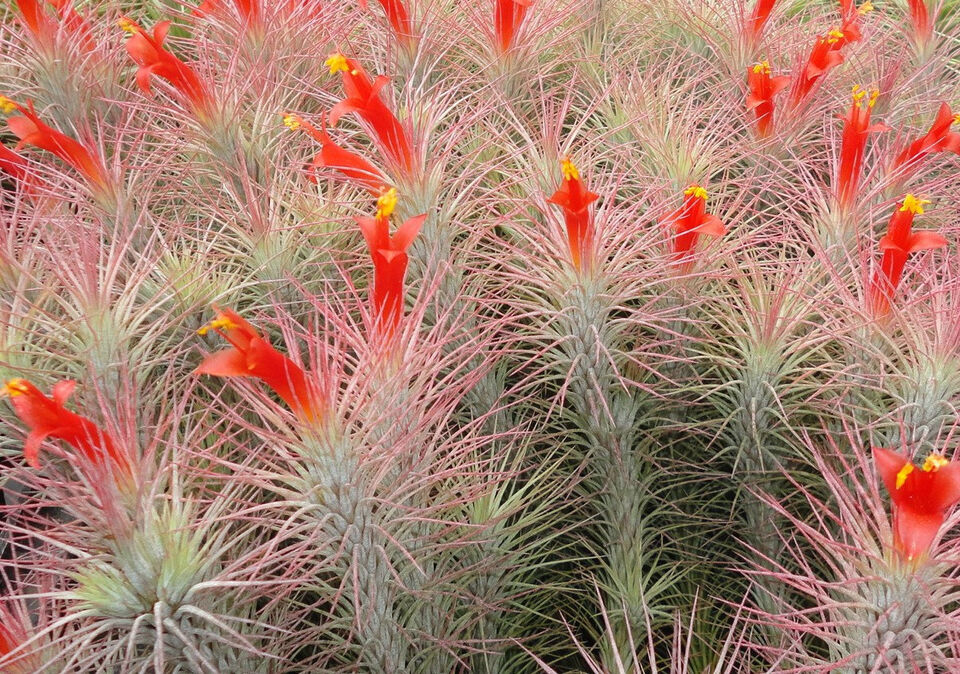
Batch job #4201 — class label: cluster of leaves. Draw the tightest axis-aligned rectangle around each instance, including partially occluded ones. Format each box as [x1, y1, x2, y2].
[0, 0, 959, 672]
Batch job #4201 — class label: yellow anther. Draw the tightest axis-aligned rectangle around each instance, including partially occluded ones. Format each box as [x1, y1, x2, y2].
[752, 61, 771, 75]
[1, 379, 28, 397]
[858, 1, 874, 14]
[0, 96, 16, 115]
[197, 316, 238, 336]
[560, 157, 580, 181]
[117, 17, 138, 33]
[376, 188, 398, 219]
[827, 28, 845, 44]
[684, 184, 708, 201]
[923, 453, 950, 472]
[852, 85, 866, 104]
[953, 114, 960, 126]
[900, 194, 931, 215]
[282, 114, 302, 131]
[869, 88, 880, 108]
[895, 463, 914, 489]
[325, 53, 350, 74]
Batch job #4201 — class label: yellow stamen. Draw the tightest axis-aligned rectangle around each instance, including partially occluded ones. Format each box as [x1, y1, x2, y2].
[752, 61, 771, 75]
[852, 85, 866, 105]
[197, 316, 238, 336]
[923, 453, 949, 472]
[560, 157, 580, 181]
[858, 1, 873, 14]
[895, 463, 914, 489]
[869, 88, 880, 108]
[827, 29, 844, 44]
[325, 53, 350, 74]
[900, 194, 931, 215]
[0, 96, 16, 115]
[117, 17, 138, 33]
[684, 184, 708, 201]
[1, 378, 28, 397]
[376, 188, 398, 219]
[282, 113, 302, 131]
[953, 114, 960, 126]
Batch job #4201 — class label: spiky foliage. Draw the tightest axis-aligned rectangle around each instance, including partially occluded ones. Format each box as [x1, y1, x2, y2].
[1, 0, 960, 671]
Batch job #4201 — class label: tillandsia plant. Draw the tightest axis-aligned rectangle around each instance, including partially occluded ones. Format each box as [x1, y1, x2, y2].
[2, 0, 960, 671]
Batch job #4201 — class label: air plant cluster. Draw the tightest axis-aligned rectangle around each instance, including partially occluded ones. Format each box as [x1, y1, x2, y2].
[0, 0, 959, 671]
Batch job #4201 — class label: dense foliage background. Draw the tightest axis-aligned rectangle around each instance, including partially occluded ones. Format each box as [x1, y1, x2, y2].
[1, 0, 960, 671]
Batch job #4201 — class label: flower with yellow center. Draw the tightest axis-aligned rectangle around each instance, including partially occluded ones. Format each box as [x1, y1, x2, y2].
[560, 157, 580, 181]
[684, 185, 708, 201]
[376, 188, 398, 219]
[896, 452, 951, 489]
[197, 316, 240, 336]
[1, 379, 28, 397]
[851, 85, 880, 109]
[900, 194, 931, 215]
[325, 53, 350, 74]
[117, 17, 138, 33]
[752, 61, 771, 75]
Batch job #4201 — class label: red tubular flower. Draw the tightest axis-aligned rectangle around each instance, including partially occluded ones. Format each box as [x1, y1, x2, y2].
[361, 0, 413, 44]
[890, 103, 960, 179]
[1, 97, 109, 191]
[835, 85, 887, 210]
[908, 0, 933, 46]
[195, 0, 261, 26]
[547, 157, 599, 273]
[745, 0, 777, 46]
[282, 113, 388, 193]
[119, 18, 214, 118]
[664, 185, 727, 266]
[869, 195, 946, 317]
[789, 20, 861, 107]
[874, 446, 960, 561]
[195, 307, 323, 423]
[1, 379, 130, 475]
[354, 189, 426, 337]
[0, 144, 32, 187]
[325, 53, 414, 174]
[14, 0, 95, 53]
[494, 0, 532, 53]
[746, 61, 789, 138]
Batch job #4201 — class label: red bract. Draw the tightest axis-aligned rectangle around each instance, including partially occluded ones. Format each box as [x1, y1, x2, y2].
[869, 195, 946, 317]
[283, 113, 388, 193]
[547, 157, 599, 273]
[746, 61, 789, 138]
[195, 0, 261, 26]
[1, 379, 130, 475]
[745, 0, 777, 46]
[0, 143, 32, 187]
[790, 23, 856, 107]
[907, 0, 933, 46]
[890, 103, 960, 179]
[874, 446, 960, 561]
[326, 53, 414, 174]
[119, 18, 214, 119]
[1, 97, 109, 191]
[835, 85, 886, 210]
[664, 185, 726, 266]
[196, 307, 324, 423]
[14, 0, 95, 53]
[361, 0, 413, 44]
[494, 0, 532, 53]
[355, 188, 426, 338]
